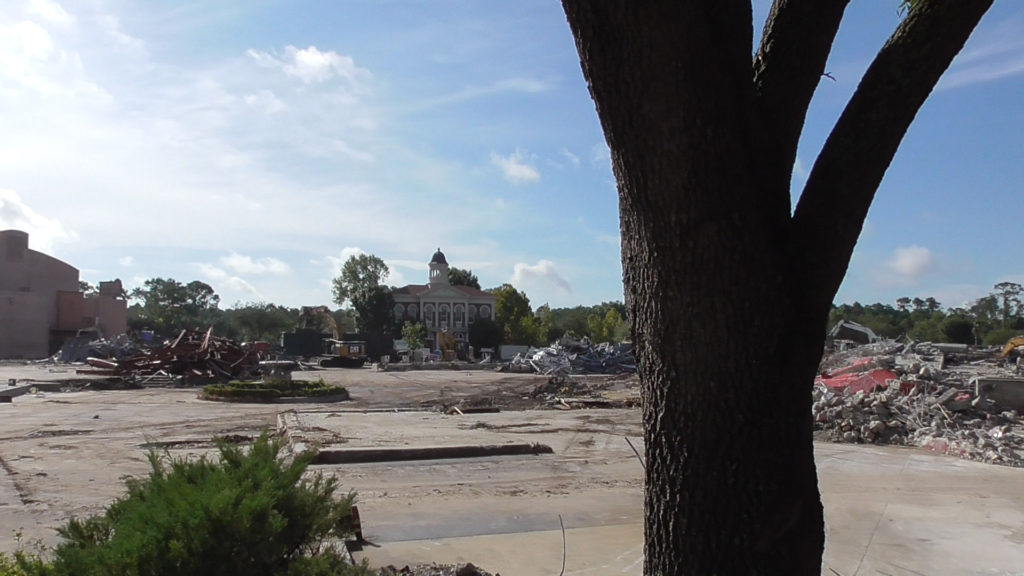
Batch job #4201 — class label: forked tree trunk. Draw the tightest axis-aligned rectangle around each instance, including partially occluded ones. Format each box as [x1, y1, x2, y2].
[561, 1, 993, 574]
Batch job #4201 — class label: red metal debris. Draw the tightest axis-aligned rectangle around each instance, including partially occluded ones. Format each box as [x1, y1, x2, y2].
[76, 328, 264, 383]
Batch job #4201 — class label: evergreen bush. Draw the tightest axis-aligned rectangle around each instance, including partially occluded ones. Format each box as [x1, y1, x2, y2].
[6, 433, 373, 576]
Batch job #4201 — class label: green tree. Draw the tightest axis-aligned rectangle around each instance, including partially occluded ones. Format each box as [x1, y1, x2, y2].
[448, 267, 481, 289]
[941, 315, 974, 345]
[562, 1, 993, 572]
[468, 317, 502, 351]
[992, 282, 1023, 328]
[984, 327, 1023, 347]
[331, 254, 389, 308]
[490, 284, 538, 345]
[223, 302, 298, 342]
[331, 254, 394, 336]
[129, 278, 222, 335]
[970, 294, 1000, 344]
[78, 281, 96, 296]
[401, 321, 425, 351]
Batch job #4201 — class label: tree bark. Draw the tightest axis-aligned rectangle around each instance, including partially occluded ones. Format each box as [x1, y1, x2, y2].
[561, 1, 993, 574]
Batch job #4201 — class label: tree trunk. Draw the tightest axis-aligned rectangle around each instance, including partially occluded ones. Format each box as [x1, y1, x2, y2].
[561, 0, 993, 574]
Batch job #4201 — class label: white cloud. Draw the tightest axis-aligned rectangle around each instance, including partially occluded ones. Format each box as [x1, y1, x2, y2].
[0, 188, 74, 253]
[118, 256, 135, 267]
[244, 89, 285, 114]
[219, 252, 291, 275]
[247, 45, 370, 85]
[424, 77, 551, 108]
[512, 259, 572, 295]
[491, 149, 540, 183]
[9, 21, 54, 60]
[26, 0, 73, 25]
[195, 263, 261, 298]
[883, 245, 935, 285]
[96, 14, 145, 53]
[561, 148, 581, 167]
[940, 12, 1024, 90]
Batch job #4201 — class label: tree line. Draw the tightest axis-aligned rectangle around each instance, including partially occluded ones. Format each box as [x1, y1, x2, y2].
[124, 254, 631, 351]
[830, 282, 1024, 346]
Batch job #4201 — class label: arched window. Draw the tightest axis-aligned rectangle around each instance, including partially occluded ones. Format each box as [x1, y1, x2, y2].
[408, 303, 418, 318]
[479, 305, 490, 320]
[393, 303, 405, 319]
[468, 305, 477, 321]
[439, 304, 450, 324]
[454, 304, 465, 324]
[424, 304, 435, 326]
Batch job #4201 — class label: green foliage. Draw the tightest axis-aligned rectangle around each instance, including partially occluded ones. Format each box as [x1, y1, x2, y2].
[830, 283, 1024, 345]
[128, 278, 222, 336]
[448, 267, 480, 289]
[30, 432, 369, 576]
[221, 302, 299, 342]
[940, 316, 974, 345]
[586, 308, 629, 343]
[468, 317, 502, 350]
[489, 284, 541, 345]
[401, 322, 425, 350]
[983, 328, 1023, 347]
[540, 301, 628, 342]
[331, 255, 394, 336]
[331, 254, 389, 308]
[203, 379, 347, 401]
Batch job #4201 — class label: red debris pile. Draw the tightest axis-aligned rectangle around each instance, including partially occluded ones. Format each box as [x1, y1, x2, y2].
[813, 340, 1024, 466]
[76, 328, 265, 384]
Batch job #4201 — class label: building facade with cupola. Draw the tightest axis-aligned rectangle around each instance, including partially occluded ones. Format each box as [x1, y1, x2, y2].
[391, 249, 495, 353]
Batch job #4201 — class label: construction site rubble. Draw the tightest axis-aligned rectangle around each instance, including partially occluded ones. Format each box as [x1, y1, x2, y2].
[73, 328, 265, 384]
[506, 335, 636, 376]
[52, 333, 145, 363]
[814, 339, 1024, 467]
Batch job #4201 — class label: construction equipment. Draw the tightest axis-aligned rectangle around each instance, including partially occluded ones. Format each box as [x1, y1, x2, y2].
[291, 306, 367, 368]
[320, 339, 368, 368]
[1002, 336, 1024, 358]
[437, 329, 457, 361]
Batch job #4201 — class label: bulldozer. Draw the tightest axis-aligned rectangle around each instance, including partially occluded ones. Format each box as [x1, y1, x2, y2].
[292, 306, 367, 368]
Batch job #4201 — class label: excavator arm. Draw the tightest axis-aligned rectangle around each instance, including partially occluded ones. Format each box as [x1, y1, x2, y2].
[1002, 336, 1024, 358]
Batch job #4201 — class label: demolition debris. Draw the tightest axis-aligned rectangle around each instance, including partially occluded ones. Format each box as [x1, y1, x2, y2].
[73, 328, 265, 384]
[506, 335, 636, 376]
[814, 340, 1024, 467]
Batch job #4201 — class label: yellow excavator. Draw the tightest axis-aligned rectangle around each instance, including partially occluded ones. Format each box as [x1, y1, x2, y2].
[437, 329, 457, 361]
[298, 306, 367, 368]
[1001, 336, 1024, 358]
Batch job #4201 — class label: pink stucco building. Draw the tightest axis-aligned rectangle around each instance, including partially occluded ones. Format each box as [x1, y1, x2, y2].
[0, 230, 127, 359]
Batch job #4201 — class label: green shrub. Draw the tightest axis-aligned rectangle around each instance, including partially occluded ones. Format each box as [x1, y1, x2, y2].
[203, 379, 347, 401]
[19, 432, 373, 576]
[983, 328, 1023, 347]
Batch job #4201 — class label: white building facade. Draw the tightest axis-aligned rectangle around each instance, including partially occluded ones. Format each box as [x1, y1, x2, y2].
[391, 249, 495, 353]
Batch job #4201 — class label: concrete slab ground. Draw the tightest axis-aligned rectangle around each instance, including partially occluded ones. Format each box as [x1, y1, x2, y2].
[1, 363, 1023, 575]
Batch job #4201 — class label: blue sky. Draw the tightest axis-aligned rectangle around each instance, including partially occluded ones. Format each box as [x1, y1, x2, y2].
[0, 1, 1021, 312]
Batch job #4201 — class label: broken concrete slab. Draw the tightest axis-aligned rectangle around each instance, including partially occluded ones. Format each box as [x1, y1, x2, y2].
[973, 376, 1024, 412]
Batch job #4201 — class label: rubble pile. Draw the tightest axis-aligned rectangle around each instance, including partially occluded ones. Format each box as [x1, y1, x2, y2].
[814, 340, 1024, 467]
[508, 335, 636, 376]
[53, 333, 145, 363]
[76, 328, 265, 384]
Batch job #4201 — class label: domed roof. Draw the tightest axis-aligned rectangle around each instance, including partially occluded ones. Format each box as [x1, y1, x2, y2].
[430, 248, 447, 265]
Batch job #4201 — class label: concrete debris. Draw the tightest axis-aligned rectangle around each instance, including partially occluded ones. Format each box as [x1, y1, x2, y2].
[73, 328, 266, 384]
[52, 333, 144, 363]
[378, 563, 495, 576]
[815, 339, 1024, 467]
[506, 335, 635, 376]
